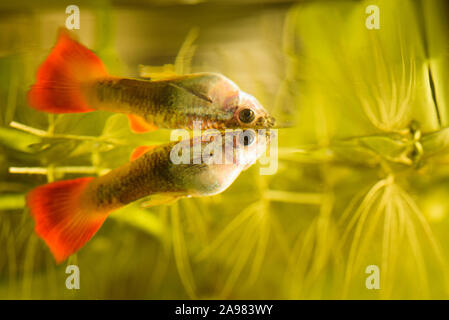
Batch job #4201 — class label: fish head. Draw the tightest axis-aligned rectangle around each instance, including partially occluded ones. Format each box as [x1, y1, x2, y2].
[205, 74, 275, 130]
[233, 91, 276, 129]
[219, 90, 275, 130]
[230, 128, 271, 168]
[181, 129, 270, 196]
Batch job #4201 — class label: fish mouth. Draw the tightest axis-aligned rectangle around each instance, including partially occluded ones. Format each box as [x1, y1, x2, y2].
[265, 115, 276, 128]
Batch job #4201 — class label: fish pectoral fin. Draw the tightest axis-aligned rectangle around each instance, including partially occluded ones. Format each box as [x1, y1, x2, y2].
[140, 194, 182, 208]
[130, 145, 158, 161]
[138, 64, 179, 80]
[169, 82, 213, 104]
[128, 114, 158, 133]
[167, 73, 239, 105]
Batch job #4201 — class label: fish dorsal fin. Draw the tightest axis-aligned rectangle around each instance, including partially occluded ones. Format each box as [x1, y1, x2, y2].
[138, 64, 178, 80]
[128, 114, 158, 133]
[130, 145, 158, 161]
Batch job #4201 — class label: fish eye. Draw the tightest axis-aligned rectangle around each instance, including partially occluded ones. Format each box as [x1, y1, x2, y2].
[238, 108, 256, 124]
[239, 130, 256, 146]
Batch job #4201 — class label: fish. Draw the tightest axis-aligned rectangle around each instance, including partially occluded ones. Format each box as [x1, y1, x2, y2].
[26, 129, 269, 262]
[27, 29, 275, 133]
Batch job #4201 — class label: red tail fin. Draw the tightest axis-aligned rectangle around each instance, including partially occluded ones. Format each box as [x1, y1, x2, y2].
[28, 29, 108, 113]
[27, 177, 108, 263]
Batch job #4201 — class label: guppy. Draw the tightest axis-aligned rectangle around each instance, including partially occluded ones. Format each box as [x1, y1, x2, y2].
[27, 130, 269, 262]
[27, 29, 275, 132]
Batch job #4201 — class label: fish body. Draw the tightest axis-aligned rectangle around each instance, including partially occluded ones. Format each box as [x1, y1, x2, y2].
[86, 74, 237, 130]
[27, 130, 269, 262]
[28, 30, 275, 132]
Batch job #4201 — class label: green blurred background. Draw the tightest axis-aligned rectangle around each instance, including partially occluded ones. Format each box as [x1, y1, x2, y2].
[1, 0, 449, 299]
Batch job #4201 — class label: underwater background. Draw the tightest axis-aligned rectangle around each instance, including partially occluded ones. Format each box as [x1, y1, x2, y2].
[1, 0, 449, 299]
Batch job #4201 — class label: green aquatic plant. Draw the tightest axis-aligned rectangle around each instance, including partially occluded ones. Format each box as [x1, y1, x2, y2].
[275, 0, 449, 299]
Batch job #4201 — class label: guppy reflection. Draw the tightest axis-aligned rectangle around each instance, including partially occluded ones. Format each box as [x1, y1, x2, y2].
[27, 130, 269, 262]
[27, 29, 275, 132]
